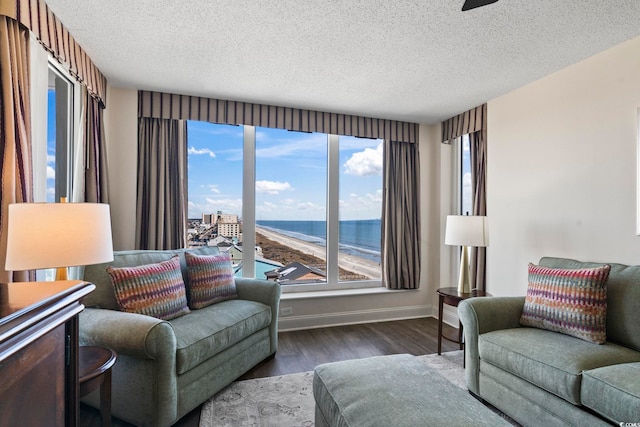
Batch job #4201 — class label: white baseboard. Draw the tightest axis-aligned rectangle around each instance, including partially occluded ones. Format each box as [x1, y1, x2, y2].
[441, 305, 461, 328]
[277, 304, 434, 331]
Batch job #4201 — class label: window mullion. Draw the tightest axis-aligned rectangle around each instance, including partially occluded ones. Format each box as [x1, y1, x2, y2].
[327, 134, 340, 285]
[243, 125, 256, 278]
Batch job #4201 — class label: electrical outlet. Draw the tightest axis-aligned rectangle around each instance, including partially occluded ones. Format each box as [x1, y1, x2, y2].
[280, 307, 293, 316]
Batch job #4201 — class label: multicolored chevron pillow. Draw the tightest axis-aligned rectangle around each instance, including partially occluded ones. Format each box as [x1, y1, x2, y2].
[185, 252, 238, 309]
[520, 263, 610, 344]
[107, 255, 190, 320]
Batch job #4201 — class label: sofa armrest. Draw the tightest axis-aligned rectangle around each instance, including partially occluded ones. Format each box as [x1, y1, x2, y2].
[79, 308, 177, 360]
[235, 278, 281, 354]
[458, 296, 525, 394]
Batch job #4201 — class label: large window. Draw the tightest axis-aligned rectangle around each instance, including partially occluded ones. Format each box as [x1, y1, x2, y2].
[187, 121, 383, 291]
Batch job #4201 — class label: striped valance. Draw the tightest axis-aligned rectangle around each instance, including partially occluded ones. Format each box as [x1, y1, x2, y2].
[0, 0, 107, 106]
[441, 104, 487, 144]
[138, 91, 419, 143]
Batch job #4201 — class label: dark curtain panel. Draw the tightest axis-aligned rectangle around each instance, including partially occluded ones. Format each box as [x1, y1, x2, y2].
[469, 128, 487, 291]
[381, 139, 421, 289]
[136, 118, 187, 250]
[83, 88, 109, 203]
[0, 16, 33, 282]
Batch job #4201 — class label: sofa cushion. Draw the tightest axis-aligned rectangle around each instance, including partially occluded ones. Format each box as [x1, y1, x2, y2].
[539, 257, 640, 351]
[520, 263, 610, 344]
[581, 362, 640, 424]
[107, 255, 191, 320]
[185, 252, 238, 309]
[82, 246, 220, 310]
[170, 299, 272, 374]
[479, 328, 640, 404]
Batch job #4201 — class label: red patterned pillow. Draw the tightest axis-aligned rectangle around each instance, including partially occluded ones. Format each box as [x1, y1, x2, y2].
[107, 255, 190, 320]
[520, 263, 610, 344]
[185, 252, 238, 309]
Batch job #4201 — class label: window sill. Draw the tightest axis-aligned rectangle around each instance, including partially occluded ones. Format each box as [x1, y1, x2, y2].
[280, 286, 412, 300]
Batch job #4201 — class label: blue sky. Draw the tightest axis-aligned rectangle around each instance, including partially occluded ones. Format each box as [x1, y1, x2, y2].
[187, 121, 383, 221]
[462, 135, 472, 215]
[47, 90, 57, 202]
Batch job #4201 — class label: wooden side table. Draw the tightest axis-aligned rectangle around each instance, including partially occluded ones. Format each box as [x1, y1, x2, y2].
[0, 280, 94, 427]
[79, 346, 117, 427]
[437, 287, 489, 366]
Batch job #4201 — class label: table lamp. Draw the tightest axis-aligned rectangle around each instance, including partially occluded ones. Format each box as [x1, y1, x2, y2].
[445, 215, 489, 293]
[4, 202, 114, 280]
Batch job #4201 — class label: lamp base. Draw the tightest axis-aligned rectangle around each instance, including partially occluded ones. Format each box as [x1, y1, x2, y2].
[457, 246, 471, 294]
[55, 267, 68, 281]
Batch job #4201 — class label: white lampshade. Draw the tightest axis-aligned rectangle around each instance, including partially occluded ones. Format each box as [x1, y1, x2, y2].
[5, 203, 114, 271]
[445, 215, 489, 248]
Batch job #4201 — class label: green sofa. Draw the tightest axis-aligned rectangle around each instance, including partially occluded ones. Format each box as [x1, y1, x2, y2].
[78, 246, 281, 427]
[459, 257, 640, 426]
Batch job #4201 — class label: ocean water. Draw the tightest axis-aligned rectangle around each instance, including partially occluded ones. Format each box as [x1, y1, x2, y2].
[256, 219, 381, 264]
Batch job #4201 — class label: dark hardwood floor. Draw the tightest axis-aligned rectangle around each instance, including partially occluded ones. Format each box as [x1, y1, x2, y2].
[80, 316, 461, 427]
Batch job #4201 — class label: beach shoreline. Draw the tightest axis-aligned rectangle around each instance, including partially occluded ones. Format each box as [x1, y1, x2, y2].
[255, 226, 381, 280]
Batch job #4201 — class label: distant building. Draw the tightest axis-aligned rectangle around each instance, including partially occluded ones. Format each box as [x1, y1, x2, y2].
[265, 262, 326, 285]
[202, 213, 214, 224]
[216, 212, 238, 224]
[217, 222, 240, 239]
[207, 236, 232, 247]
[234, 257, 284, 279]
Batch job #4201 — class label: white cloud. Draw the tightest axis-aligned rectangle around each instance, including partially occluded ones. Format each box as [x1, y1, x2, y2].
[368, 189, 383, 203]
[255, 133, 327, 159]
[47, 166, 56, 180]
[347, 189, 383, 205]
[207, 184, 221, 194]
[296, 201, 322, 211]
[188, 197, 244, 219]
[344, 142, 383, 176]
[255, 180, 293, 194]
[188, 146, 216, 158]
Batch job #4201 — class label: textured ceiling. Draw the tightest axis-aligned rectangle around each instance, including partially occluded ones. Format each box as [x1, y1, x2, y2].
[45, 0, 640, 124]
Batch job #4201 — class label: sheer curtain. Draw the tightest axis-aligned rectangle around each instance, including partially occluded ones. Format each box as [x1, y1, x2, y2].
[136, 117, 188, 250]
[381, 139, 421, 289]
[0, 17, 33, 282]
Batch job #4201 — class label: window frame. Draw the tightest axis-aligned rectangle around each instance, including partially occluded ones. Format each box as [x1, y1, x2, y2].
[31, 51, 80, 280]
[47, 62, 76, 202]
[188, 122, 383, 292]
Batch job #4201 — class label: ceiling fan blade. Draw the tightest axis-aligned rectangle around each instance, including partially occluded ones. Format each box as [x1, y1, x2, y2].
[462, 0, 499, 11]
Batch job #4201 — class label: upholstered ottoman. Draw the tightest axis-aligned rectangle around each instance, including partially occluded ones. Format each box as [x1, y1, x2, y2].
[313, 354, 511, 427]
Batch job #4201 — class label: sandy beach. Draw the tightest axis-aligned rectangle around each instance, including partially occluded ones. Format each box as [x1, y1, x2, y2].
[255, 226, 381, 280]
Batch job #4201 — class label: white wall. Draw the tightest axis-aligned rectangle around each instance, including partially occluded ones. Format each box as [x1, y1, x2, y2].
[104, 94, 445, 329]
[104, 86, 138, 250]
[487, 35, 640, 296]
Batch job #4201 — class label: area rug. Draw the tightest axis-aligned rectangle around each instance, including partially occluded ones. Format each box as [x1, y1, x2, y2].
[199, 351, 464, 427]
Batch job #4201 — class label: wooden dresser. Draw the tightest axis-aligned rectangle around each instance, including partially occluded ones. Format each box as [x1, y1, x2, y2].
[0, 280, 95, 427]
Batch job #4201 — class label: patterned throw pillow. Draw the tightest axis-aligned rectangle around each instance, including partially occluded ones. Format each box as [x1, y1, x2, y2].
[185, 252, 238, 309]
[520, 263, 610, 344]
[107, 255, 190, 320]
